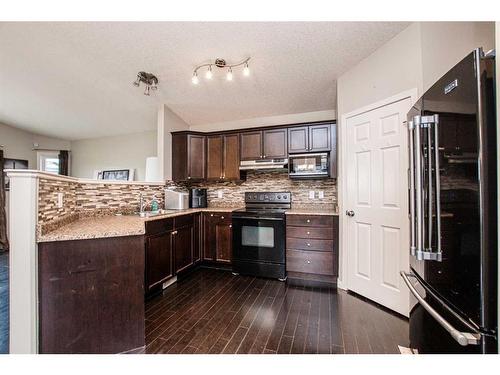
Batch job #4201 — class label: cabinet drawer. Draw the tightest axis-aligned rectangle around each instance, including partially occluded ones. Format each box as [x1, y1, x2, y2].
[146, 218, 174, 235]
[287, 237, 334, 252]
[206, 212, 232, 221]
[174, 214, 193, 228]
[286, 226, 333, 240]
[286, 250, 334, 276]
[286, 215, 333, 227]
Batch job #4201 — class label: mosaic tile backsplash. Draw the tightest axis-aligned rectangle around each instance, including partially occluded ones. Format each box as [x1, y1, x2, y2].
[37, 171, 337, 234]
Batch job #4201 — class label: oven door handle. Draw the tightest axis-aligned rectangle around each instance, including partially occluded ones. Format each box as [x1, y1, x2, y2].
[400, 271, 481, 346]
[232, 216, 284, 221]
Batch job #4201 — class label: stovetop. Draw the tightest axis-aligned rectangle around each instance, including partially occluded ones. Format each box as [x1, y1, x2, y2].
[232, 192, 291, 219]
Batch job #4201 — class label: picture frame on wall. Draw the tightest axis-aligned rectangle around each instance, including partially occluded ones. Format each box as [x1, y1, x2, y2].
[3, 158, 29, 190]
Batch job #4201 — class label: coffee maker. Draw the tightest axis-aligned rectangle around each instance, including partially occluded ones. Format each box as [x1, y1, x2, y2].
[189, 188, 207, 208]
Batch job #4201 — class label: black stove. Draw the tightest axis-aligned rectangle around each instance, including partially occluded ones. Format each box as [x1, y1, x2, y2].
[232, 192, 290, 280]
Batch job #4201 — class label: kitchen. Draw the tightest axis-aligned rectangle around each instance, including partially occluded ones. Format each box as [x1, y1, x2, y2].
[0, 9, 499, 372]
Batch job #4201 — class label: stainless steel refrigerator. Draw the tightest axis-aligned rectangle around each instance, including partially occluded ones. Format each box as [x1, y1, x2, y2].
[402, 48, 497, 353]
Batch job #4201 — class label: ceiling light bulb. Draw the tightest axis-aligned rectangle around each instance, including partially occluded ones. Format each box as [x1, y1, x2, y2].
[227, 68, 233, 81]
[144, 86, 150, 96]
[192, 72, 199, 85]
[243, 63, 250, 77]
[206, 66, 213, 80]
[133, 77, 141, 87]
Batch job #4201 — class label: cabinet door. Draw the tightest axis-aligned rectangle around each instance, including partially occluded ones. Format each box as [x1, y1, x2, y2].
[309, 124, 331, 152]
[146, 231, 173, 291]
[187, 134, 206, 180]
[215, 218, 232, 263]
[263, 129, 288, 159]
[193, 213, 201, 263]
[207, 135, 223, 180]
[288, 126, 309, 153]
[174, 225, 193, 273]
[203, 213, 217, 261]
[240, 131, 263, 160]
[223, 134, 240, 180]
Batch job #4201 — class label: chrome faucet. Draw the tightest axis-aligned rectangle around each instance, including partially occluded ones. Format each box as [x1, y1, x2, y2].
[139, 193, 149, 214]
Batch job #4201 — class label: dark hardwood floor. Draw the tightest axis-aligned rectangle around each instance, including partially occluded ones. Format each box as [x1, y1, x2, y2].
[0, 252, 8, 354]
[144, 268, 409, 354]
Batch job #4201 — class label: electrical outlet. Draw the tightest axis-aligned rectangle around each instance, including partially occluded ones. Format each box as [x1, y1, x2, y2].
[309, 191, 315, 199]
[217, 190, 223, 199]
[57, 192, 64, 208]
[318, 191, 324, 199]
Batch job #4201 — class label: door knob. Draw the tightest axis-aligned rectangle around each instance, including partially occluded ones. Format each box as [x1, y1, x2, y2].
[346, 210, 355, 217]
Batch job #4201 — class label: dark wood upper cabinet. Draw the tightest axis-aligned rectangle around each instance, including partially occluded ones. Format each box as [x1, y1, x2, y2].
[288, 126, 309, 153]
[309, 124, 331, 152]
[172, 133, 206, 181]
[206, 135, 223, 180]
[223, 134, 240, 180]
[288, 124, 331, 153]
[240, 131, 263, 160]
[263, 129, 287, 159]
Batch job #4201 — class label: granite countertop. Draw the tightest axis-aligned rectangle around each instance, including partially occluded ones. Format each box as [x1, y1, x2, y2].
[37, 207, 243, 243]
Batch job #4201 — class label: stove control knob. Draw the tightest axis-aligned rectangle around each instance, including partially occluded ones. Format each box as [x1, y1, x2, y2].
[277, 195, 281, 199]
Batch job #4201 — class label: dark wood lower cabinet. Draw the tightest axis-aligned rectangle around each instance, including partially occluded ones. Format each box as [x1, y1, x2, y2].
[203, 212, 232, 265]
[174, 224, 194, 273]
[146, 230, 173, 291]
[38, 236, 145, 354]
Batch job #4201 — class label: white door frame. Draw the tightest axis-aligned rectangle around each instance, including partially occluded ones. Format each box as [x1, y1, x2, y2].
[337, 88, 418, 291]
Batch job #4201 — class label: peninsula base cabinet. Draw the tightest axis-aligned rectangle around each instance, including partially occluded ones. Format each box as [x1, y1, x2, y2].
[286, 214, 339, 286]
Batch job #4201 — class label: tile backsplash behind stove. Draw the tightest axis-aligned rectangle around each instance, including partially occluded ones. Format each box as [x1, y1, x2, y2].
[185, 170, 337, 210]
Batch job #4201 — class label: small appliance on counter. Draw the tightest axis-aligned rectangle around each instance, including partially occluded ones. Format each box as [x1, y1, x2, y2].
[189, 188, 208, 208]
[165, 189, 189, 210]
[288, 153, 329, 179]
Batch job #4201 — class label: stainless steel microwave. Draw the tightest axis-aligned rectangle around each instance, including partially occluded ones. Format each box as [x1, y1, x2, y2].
[288, 153, 329, 179]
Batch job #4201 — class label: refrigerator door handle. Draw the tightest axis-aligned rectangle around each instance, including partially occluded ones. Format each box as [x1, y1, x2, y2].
[408, 120, 416, 256]
[433, 115, 442, 257]
[400, 271, 481, 346]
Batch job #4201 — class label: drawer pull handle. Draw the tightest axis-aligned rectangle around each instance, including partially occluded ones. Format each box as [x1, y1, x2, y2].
[306, 219, 310, 223]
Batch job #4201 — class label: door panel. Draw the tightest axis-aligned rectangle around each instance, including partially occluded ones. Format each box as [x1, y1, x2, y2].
[346, 97, 411, 316]
[263, 129, 287, 158]
[309, 124, 331, 152]
[206, 135, 223, 180]
[187, 134, 206, 180]
[288, 126, 309, 153]
[240, 131, 262, 160]
[223, 134, 240, 180]
[174, 225, 193, 273]
[146, 231, 173, 290]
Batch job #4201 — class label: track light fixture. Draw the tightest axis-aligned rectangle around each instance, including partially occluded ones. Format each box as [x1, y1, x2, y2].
[192, 57, 251, 85]
[133, 71, 159, 96]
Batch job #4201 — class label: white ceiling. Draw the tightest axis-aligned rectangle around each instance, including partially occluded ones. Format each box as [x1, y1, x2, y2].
[0, 22, 409, 140]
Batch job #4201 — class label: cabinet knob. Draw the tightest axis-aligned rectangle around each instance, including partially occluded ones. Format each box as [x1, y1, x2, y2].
[306, 231, 310, 235]
[210, 214, 214, 217]
[187, 176, 191, 180]
[229, 224, 232, 228]
[307, 260, 311, 264]
[306, 219, 310, 223]
[263, 155, 266, 158]
[307, 243, 311, 247]
[172, 230, 178, 235]
[221, 216, 225, 219]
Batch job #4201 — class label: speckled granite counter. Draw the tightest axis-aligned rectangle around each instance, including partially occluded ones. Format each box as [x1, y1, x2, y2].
[37, 207, 243, 243]
[285, 209, 339, 216]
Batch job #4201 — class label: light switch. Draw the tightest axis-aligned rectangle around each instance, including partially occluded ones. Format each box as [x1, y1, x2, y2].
[57, 192, 64, 208]
[217, 190, 223, 199]
[318, 191, 324, 199]
[309, 191, 315, 199]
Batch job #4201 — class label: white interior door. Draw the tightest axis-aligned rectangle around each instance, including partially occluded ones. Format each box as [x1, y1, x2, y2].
[345, 97, 411, 316]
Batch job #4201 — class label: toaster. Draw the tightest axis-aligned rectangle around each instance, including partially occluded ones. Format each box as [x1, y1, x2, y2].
[165, 190, 189, 210]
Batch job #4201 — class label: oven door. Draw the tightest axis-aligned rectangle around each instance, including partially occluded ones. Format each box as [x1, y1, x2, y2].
[232, 216, 285, 264]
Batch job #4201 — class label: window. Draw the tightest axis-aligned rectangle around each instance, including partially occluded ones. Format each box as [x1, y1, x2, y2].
[37, 151, 60, 174]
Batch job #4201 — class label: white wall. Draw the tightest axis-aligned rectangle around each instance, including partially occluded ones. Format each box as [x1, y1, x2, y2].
[70, 130, 157, 181]
[188, 110, 336, 132]
[157, 104, 190, 181]
[0, 122, 70, 168]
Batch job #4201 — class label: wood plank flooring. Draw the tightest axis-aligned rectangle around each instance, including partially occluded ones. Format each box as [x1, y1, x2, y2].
[0, 252, 9, 354]
[144, 268, 409, 354]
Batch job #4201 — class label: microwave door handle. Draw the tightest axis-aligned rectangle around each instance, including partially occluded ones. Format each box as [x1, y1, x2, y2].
[408, 120, 416, 256]
[400, 272, 480, 346]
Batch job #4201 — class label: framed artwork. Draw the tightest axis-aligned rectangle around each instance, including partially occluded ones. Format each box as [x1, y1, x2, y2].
[3, 158, 29, 190]
[101, 169, 130, 181]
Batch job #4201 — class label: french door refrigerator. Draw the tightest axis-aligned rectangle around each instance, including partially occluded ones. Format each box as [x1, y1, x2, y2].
[401, 48, 497, 353]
